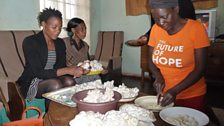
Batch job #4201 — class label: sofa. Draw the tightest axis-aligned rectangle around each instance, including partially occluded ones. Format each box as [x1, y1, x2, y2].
[94, 31, 124, 85]
[0, 30, 124, 124]
[0, 31, 46, 124]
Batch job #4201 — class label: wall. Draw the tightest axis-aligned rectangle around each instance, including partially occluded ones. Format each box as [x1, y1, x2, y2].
[90, 0, 151, 76]
[90, 0, 101, 54]
[0, 0, 40, 30]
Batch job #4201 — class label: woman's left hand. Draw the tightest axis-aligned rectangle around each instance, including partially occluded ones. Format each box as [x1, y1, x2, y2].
[160, 89, 177, 106]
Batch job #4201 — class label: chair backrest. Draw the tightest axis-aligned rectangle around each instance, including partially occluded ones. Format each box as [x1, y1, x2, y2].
[0, 31, 36, 81]
[0, 87, 10, 118]
[7, 82, 26, 121]
[95, 31, 124, 62]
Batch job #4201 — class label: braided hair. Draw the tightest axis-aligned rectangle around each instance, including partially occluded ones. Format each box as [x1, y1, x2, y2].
[37, 7, 62, 26]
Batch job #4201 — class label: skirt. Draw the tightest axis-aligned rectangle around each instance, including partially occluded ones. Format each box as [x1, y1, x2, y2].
[26, 78, 43, 102]
[74, 75, 101, 84]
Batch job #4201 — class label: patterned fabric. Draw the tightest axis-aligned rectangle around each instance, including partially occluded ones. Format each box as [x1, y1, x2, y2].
[26, 78, 43, 102]
[64, 37, 89, 66]
[26, 51, 56, 102]
[44, 51, 56, 70]
[74, 75, 101, 84]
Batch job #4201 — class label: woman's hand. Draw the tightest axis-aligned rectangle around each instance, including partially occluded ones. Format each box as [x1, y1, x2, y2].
[137, 35, 148, 45]
[57, 66, 89, 77]
[101, 66, 108, 75]
[83, 69, 90, 75]
[72, 66, 86, 77]
[64, 66, 84, 77]
[160, 89, 177, 107]
[153, 75, 165, 105]
[153, 75, 165, 95]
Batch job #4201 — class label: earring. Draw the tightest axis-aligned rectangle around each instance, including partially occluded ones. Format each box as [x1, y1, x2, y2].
[67, 31, 73, 37]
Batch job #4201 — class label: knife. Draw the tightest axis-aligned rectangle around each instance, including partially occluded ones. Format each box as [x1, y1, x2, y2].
[157, 93, 162, 105]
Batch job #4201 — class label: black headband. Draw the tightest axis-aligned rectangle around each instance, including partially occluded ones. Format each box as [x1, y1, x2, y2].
[149, 0, 178, 9]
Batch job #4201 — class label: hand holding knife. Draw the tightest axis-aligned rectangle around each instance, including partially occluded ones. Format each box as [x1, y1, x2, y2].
[153, 76, 165, 105]
[155, 83, 163, 105]
[157, 92, 162, 105]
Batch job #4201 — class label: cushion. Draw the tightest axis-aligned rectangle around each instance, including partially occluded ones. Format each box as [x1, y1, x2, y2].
[0, 77, 11, 102]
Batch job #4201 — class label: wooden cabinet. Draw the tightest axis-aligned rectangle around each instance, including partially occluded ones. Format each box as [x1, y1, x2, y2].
[205, 42, 224, 85]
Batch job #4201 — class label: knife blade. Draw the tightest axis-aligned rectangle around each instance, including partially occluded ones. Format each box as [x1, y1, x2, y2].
[157, 93, 161, 105]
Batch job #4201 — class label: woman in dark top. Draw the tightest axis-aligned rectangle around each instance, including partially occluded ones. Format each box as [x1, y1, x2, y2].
[17, 8, 86, 104]
[64, 18, 101, 84]
[137, 0, 196, 43]
[65, 18, 91, 66]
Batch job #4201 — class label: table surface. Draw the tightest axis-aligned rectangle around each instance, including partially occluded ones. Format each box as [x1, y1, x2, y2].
[44, 93, 213, 126]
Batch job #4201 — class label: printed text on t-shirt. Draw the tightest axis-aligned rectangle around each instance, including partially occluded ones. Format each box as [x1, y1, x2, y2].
[153, 41, 184, 67]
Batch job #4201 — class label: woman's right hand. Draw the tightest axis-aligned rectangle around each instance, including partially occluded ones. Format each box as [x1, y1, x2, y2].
[153, 75, 165, 95]
[73, 66, 85, 77]
[153, 75, 165, 105]
[65, 66, 84, 77]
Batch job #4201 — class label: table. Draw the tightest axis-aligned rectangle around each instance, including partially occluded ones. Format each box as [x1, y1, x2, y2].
[44, 101, 77, 126]
[44, 92, 171, 126]
[44, 94, 214, 126]
[44, 101, 171, 126]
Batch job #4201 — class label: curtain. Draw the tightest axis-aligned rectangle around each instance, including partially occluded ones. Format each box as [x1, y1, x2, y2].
[125, 0, 150, 16]
[125, 0, 217, 16]
[193, 0, 217, 9]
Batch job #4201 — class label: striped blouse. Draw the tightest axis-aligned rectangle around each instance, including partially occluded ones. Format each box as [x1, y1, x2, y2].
[44, 50, 56, 70]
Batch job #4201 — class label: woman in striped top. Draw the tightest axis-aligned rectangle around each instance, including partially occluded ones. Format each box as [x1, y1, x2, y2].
[17, 8, 87, 108]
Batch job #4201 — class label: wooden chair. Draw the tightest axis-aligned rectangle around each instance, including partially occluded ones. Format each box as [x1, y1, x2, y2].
[94, 31, 124, 86]
[7, 82, 26, 121]
[0, 87, 10, 118]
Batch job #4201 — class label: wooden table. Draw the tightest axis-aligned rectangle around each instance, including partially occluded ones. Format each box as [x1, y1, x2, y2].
[44, 93, 214, 126]
[44, 101, 77, 126]
[44, 100, 171, 126]
[44, 92, 171, 126]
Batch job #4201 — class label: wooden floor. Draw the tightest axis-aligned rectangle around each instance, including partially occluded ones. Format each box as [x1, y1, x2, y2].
[122, 75, 224, 126]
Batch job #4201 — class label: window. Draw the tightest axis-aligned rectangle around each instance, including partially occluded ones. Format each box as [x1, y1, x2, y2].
[39, 0, 90, 43]
[195, 9, 216, 40]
